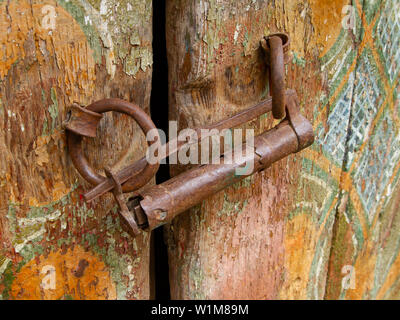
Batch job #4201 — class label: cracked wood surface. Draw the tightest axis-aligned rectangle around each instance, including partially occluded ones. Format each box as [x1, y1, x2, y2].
[0, 0, 153, 300]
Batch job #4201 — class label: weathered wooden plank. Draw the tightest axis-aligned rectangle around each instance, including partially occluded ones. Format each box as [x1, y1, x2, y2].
[165, 0, 400, 300]
[0, 0, 153, 300]
[325, 0, 400, 300]
[165, 0, 335, 300]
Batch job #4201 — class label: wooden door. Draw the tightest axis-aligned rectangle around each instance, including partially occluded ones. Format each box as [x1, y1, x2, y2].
[1, 0, 399, 301]
[0, 0, 153, 300]
[166, 0, 400, 300]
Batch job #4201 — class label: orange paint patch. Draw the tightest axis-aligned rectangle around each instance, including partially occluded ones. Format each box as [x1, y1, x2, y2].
[281, 213, 319, 299]
[0, 0, 96, 103]
[10, 246, 116, 300]
[308, 0, 349, 57]
[344, 239, 377, 300]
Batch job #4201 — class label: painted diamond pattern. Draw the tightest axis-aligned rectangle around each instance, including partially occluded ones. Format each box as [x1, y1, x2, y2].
[353, 111, 400, 223]
[375, 0, 400, 84]
[324, 45, 355, 90]
[307, 0, 400, 299]
[320, 33, 357, 105]
[318, 73, 355, 166]
[363, 0, 384, 24]
[383, 132, 400, 195]
[346, 50, 383, 169]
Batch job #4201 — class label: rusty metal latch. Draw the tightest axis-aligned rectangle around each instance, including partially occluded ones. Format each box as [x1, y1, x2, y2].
[63, 33, 314, 237]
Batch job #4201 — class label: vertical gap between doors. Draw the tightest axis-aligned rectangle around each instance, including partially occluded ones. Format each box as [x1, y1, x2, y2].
[149, 0, 171, 300]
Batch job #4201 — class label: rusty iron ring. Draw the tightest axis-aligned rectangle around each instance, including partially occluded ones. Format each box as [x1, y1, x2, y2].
[261, 33, 290, 120]
[66, 98, 160, 193]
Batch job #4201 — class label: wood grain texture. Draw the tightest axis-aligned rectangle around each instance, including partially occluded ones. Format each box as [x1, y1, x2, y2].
[165, 0, 400, 300]
[0, 0, 153, 300]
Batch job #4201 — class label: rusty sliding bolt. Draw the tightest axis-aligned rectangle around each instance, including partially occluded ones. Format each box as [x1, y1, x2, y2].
[64, 90, 313, 237]
[127, 91, 314, 232]
[63, 33, 314, 237]
[77, 91, 297, 203]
